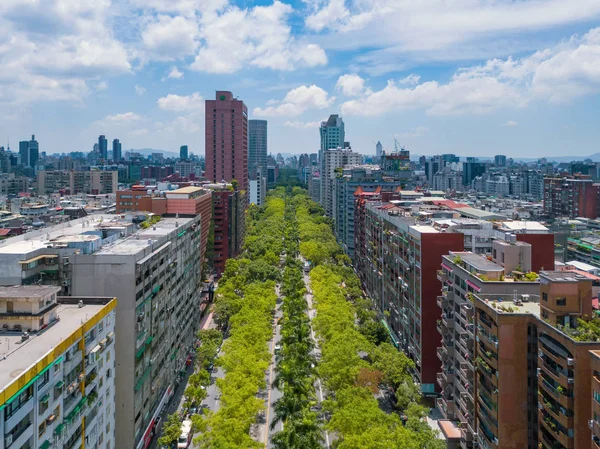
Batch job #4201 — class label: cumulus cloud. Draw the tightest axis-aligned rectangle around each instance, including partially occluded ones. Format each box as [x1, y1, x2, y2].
[95, 81, 108, 91]
[135, 85, 146, 96]
[103, 112, 143, 122]
[335, 74, 365, 96]
[340, 27, 600, 117]
[399, 74, 421, 85]
[157, 92, 204, 112]
[191, 1, 327, 73]
[167, 66, 184, 79]
[284, 120, 323, 129]
[254, 85, 334, 117]
[142, 15, 199, 61]
[504, 120, 519, 127]
[0, 0, 130, 105]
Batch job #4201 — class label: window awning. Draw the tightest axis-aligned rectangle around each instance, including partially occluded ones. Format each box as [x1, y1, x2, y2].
[41, 393, 50, 403]
[107, 331, 114, 339]
[40, 440, 51, 449]
[99, 338, 107, 346]
[55, 380, 65, 389]
[466, 279, 481, 292]
[90, 344, 101, 354]
[441, 263, 453, 272]
[19, 254, 58, 264]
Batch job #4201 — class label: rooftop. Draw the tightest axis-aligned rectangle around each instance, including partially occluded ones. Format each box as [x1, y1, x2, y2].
[539, 270, 591, 283]
[0, 300, 108, 390]
[0, 285, 60, 299]
[476, 293, 541, 317]
[167, 186, 205, 194]
[498, 221, 548, 232]
[449, 252, 504, 273]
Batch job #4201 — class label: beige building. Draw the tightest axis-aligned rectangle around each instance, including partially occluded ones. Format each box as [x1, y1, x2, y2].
[37, 170, 118, 195]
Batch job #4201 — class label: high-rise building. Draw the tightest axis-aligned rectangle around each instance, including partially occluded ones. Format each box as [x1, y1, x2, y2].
[180, 145, 189, 160]
[0, 286, 116, 449]
[425, 155, 445, 183]
[494, 154, 507, 167]
[543, 175, 599, 219]
[320, 115, 345, 154]
[98, 135, 108, 160]
[19, 140, 29, 166]
[249, 166, 267, 207]
[463, 159, 487, 187]
[354, 200, 464, 393]
[204, 91, 248, 193]
[249, 119, 267, 169]
[112, 138, 122, 161]
[321, 147, 362, 216]
[28, 134, 39, 168]
[376, 141, 383, 160]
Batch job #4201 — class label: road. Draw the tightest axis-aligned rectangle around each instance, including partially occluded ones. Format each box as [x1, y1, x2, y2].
[302, 267, 331, 449]
[147, 310, 216, 449]
[252, 286, 283, 448]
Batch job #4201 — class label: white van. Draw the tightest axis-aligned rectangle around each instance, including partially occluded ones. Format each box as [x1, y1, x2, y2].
[177, 419, 193, 448]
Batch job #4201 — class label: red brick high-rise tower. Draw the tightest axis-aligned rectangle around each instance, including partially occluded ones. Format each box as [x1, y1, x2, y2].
[205, 91, 248, 193]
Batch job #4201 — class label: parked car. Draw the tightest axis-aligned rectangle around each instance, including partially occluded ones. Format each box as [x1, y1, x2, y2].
[177, 419, 193, 448]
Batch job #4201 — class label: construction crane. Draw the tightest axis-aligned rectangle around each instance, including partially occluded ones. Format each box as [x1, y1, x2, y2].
[394, 138, 403, 153]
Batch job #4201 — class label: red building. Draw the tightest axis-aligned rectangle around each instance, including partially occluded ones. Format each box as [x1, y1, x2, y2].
[543, 174, 599, 219]
[205, 91, 248, 193]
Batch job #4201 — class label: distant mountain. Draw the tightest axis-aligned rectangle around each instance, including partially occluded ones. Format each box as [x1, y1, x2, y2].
[127, 148, 181, 159]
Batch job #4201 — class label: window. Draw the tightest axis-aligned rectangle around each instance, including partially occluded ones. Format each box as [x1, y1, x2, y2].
[4, 385, 33, 419]
[39, 421, 46, 438]
[39, 370, 50, 388]
[542, 292, 548, 302]
[557, 297, 567, 306]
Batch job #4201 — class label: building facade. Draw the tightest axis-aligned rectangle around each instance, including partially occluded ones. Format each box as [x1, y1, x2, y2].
[0, 287, 116, 449]
[179, 145, 188, 160]
[112, 139, 122, 161]
[354, 201, 464, 393]
[37, 170, 118, 195]
[204, 91, 248, 194]
[248, 119, 267, 169]
[249, 166, 267, 207]
[543, 175, 599, 219]
[98, 136, 108, 160]
[320, 148, 362, 217]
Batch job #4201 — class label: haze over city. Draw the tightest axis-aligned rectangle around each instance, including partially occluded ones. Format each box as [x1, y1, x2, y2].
[1, 0, 600, 157]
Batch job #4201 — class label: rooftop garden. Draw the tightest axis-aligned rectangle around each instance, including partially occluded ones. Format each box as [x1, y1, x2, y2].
[555, 317, 600, 342]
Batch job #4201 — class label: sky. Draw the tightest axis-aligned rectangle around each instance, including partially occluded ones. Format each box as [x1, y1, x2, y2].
[1, 0, 600, 158]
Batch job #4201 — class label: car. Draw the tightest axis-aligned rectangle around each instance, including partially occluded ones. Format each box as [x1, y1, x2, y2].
[274, 344, 281, 353]
[177, 419, 193, 448]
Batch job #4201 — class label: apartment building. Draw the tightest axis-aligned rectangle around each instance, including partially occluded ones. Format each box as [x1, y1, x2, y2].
[436, 248, 540, 449]
[543, 175, 599, 219]
[0, 287, 116, 449]
[590, 351, 600, 448]
[320, 147, 362, 217]
[0, 214, 204, 449]
[37, 170, 118, 195]
[458, 272, 600, 449]
[355, 201, 464, 393]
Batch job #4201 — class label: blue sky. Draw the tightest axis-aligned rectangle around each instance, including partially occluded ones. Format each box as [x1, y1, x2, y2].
[1, 0, 600, 158]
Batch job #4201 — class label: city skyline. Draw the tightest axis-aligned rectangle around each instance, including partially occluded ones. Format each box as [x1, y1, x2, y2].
[0, 1, 599, 157]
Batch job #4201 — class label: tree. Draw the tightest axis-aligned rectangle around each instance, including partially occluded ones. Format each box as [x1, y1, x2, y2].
[356, 367, 384, 394]
[157, 413, 181, 449]
[372, 343, 414, 391]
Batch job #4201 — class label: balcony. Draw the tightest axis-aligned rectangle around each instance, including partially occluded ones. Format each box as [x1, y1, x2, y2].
[538, 393, 574, 429]
[437, 270, 449, 283]
[436, 397, 455, 420]
[538, 410, 574, 449]
[442, 313, 455, 330]
[437, 295, 449, 309]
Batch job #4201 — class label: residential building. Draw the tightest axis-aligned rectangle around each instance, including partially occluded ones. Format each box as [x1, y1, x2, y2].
[174, 161, 196, 179]
[544, 175, 599, 219]
[432, 219, 495, 254]
[206, 183, 244, 277]
[308, 168, 321, 203]
[590, 350, 600, 448]
[180, 145, 188, 160]
[115, 186, 212, 273]
[0, 174, 30, 195]
[0, 215, 204, 449]
[98, 135, 108, 160]
[112, 139, 122, 161]
[433, 167, 463, 192]
[435, 251, 540, 448]
[426, 155, 445, 183]
[354, 200, 464, 393]
[248, 119, 267, 169]
[204, 91, 248, 194]
[334, 167, 406, 259]
[37, 170, 118, 195]
[438, 270, 600, 449]
[0, 286, 116, 449]
[485, 174, 510, 197]
[320, 147, 362, 217]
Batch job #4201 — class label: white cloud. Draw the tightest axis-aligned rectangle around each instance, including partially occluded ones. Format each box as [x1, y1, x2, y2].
[399, 74, 420, 85]
[0, 0, 130, 105]
[142, 15, 199, 61]
[504, 120, 519, 127]
[135, 85, 146, 96]
[167, 66, 184, 79]
[129, 128, 150, 136]
[340, 27, 600, 117]
[157, 92, 204, 112]
[284, 120, 323, 129]
[191, 1, 327, 73]
[335, 74, 365, 96]
[104, 112, 143, 122]
[95, 81, 108, 91]
[253, 85, 334, 117]
[397, 126, 429, 138]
